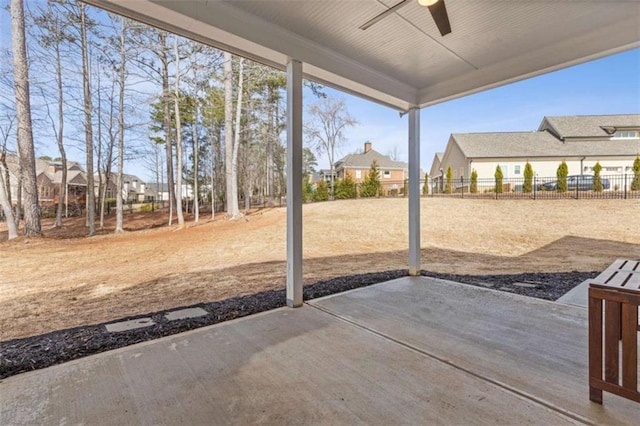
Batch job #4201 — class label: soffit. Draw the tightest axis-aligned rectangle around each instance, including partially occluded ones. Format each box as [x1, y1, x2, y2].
[85, 0, 640, 111]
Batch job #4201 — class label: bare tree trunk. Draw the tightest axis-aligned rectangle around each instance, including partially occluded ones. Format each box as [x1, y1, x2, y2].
[224, 52, 237, 218]
[115, 18, 127, 233]
[10, 0, 41, 237]
[0, 158, 18, 239]
[96, 63, 104, 229]
[267, 86, 275, 203]
[193, 96, 200, 223]
[79, 4, 95, 236]
[14, 172, 22, 229]
[53, 31, 66, 229]
[160, 33, 175, 226]
[225, 54, 243, 218]
[173, 38, 184, 226]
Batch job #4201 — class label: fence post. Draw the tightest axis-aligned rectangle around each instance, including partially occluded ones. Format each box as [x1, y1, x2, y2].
[624, 173, 627, 199]
[576, 180, 579, 200]
[533, 176, 537, 200]
[460, 176, 464, 199]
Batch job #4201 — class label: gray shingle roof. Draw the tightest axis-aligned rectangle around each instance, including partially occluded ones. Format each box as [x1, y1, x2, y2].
[335, 149, 407, 170]
[540, 114, 640, 138]
[452, 131, 640, 159]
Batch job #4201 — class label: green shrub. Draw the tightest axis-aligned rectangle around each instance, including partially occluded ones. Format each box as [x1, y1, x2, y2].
[593, 162, 603, 192]
[139, 203, 153, 212]
[523, 162, 533, 193]
[470, 169, 478, 194]
[631, 156, 640, 191]
[422, 172, 429, 195]
[360, 160, 382, 197]
[445, 166, 453, 194]
[314, 180, 329, 201]
[557, 161, 568, 192]
[494, 165, 503, 194]
[303, 180, 315, 203]
[335, 174, 356, 199]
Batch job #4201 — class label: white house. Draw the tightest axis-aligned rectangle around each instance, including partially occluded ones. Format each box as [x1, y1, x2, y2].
[431, 115, 640, 186]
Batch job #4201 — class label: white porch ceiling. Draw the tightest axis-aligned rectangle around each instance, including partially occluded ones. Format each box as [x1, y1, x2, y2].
[87, 0, 640, 110]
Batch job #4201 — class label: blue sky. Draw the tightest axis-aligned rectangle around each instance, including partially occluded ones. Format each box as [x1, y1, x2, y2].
[330, 48, 640, 173]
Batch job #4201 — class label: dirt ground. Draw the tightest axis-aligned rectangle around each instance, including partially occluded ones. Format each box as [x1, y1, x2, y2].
[1, 197, 639, 341]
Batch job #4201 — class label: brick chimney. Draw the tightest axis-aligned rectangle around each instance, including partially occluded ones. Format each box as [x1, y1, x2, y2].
[364, 141, 372, 153]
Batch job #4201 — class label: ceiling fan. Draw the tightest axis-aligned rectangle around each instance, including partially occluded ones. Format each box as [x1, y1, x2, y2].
[359, 0, 452, 36]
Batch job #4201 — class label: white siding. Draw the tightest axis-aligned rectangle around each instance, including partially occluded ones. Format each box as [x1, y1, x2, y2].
[471, 157, 637, 180]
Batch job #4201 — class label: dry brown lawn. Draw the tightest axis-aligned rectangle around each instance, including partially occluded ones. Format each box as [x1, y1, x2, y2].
[1, 197, 639, 341]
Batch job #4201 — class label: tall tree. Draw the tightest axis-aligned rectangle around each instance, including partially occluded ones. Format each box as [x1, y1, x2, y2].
[159, 32, 177, 225]
[173, 37, 185, 226]
[10, 0, 41, 236]
[32, 0, 74, 228]
[77, 3, 96, 235]
[0, 126, 18, 239]
[224, 52, 241, 218]
[305, 97, 357, 198]
[114, 16, 129, 233]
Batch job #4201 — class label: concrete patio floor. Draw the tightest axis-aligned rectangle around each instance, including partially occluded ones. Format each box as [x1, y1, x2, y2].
[1, 277, 638, 425]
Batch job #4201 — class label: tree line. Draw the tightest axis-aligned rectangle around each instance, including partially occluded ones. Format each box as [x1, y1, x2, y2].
[1, 0, 355, 240]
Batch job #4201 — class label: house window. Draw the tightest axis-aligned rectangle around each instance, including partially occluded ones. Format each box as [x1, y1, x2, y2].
[355, 170, 361, 179]
[613, 131, 639, 139]
[514, 165, 521, 175]
[604, 167, 622, 172]
[383, 170, 391, 179]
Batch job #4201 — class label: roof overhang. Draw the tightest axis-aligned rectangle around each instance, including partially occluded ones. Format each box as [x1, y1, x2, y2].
[85, 0, 640, 111]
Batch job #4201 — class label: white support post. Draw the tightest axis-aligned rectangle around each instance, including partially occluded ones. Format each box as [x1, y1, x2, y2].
[408, 107, 421, 276]
[286, 59, 303, 307]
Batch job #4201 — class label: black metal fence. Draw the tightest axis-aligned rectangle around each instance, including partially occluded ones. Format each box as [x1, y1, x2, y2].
[428, 174, 640, 200]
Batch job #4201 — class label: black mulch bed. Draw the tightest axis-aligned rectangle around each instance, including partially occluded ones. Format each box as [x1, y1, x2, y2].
[0, 270, 595, 380]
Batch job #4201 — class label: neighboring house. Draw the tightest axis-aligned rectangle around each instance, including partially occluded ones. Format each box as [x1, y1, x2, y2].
[99, 173, 147, 202]
[429, 152, 444, 188]
[146, 183, 168, 201]
[3, 154, 87, 209]
[317, 169, 336, 185]
[434, 114, 640, 185]
[334, 142, 409, 193]
[145, 182, 193, 202]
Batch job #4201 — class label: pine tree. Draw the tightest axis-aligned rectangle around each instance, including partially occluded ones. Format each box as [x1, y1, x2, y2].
[422, 172, 429, 195]
[314, 180, 329, 201]
[445, 165, 453, 194]
[494, 165, 503, 194]
[557, 161, 568, 192]
[592, 161, 603, 192]
[523, 162, 534, 193]
[335, 173, 356, 199]
[470, 169, 478, 194]
[630, 156, 640, 191]
[360, 160, 382, 197]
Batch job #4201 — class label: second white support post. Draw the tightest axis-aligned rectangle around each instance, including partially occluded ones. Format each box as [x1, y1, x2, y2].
[408, 107, 421, 276]
[286, 59, 303, 307]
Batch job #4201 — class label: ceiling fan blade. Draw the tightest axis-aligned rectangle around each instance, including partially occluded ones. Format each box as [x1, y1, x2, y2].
[360, 0, 413, 31]
[428, 0, 452, 36]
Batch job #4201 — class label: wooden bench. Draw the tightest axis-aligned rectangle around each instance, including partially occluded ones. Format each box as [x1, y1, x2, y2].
[588, 259, 640, 404]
